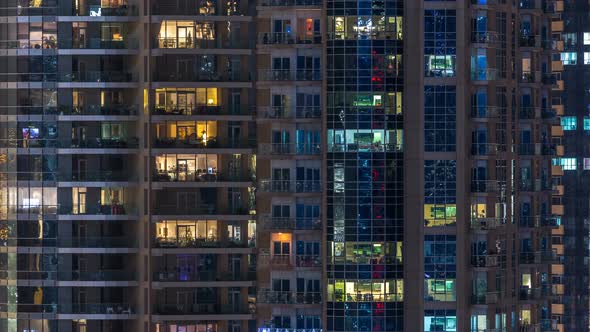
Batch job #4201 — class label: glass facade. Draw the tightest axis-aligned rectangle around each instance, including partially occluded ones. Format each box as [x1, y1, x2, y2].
[326, 0, 404, 330]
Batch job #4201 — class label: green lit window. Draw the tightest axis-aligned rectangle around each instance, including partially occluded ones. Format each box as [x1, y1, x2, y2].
[584, 117, 590, 130]
[561, 116, 576, 130]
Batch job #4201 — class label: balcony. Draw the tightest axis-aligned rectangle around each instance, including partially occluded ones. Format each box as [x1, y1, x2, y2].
[154, 37, 248, 49]
[519, 0, 542, 10]
[518, 107, 539, 119]
[0, 303, 135, 316]
[470, 292, 499, 305]
[69, 137, 139, 149]
[0, 270, 136, 282]
[471, 143, 502, 156]
[58, 38, 139, 50]
[151, 1, 247, 16]
[519, 216, 559, 228]
[470, 68, 498, 81]
[470, 217, 506, 230]
[153, 204, 251, 216]
[0, 39, 56, 50]
[470, 180, 503, 193]
[519, 34, 542, 48]
[0, 6, 57, 16]
[517, 143, 555, 156]
[471, 106, 500, 119]
[327, 143, 403, 153]
[154, 236, 250, 249]
[2, 204, 135, 217]
[259, 180, 321, 193]
[72, 4, 139, 16]
[59, 104, 139, 116]
[152, 105, 254, 117]
[152, 171, 253, 183]
[258, 143, 321, 156]
[520, 71, 540, 83]
[153, 303, 254, 315]
[60, 71, 136, 83]
[153, 270, 255, 282]
[519, 287, 549, 301]
[258, 32, 322, 45]
[58, 171, 137, 183]
[258, 329, 323, 332]
[471, 31, 499, 45]
[152, 137, 255, 150]
[258, 0, 322, 6]
[259, 216, 321, 231]
[518, 251, 559, 264]
[257, 290, 321, 304]
[296, 255, 322, 268]
[1, 237, 137, 249]
[471, 254, 500, 268]
[152, 71, 246, 82]
[258, 70, 321, 81]
[258, 106, 321, 120]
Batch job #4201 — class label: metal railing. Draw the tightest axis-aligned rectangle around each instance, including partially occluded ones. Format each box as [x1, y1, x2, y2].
[327, 143, 403, 153]
[259, 180, 321, 193]
[258, 143, 321, 155]
[258, 70, 321, 81]
[257, 290, 322, 304]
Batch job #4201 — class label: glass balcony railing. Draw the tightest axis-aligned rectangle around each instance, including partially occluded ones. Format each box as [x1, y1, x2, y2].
[3, 204, 136, 216]
[0, 237, 137, 248]
[0, 39, 55, 49]
[258, 70, 321, 81]
[155, 37, 248, 49]
[470, 68, 498, 81]
[0, 106, 59, 116]
[74, 5, 139, 16]
[69, 137, 140, 148]
[154, 303, 254, 315]
[153, 137, 255, 149]
[152, 170, 253, 182]
[152, 105, 254, 116]
[258, 32, 322, 45]
[259, 215, 321, 230]
[153, 71, 246, 82]
[151, 1, 247, 16]
[258, 106, 321, 119]
[257, 290, 322, 304]
[259, 180, 321, 193]
[327, 143, 403, 153]
[152, 270, 256, 282]
[153, 204, 251, 215]
[0, 6, 58, 16]
[153, 237, 250, 249]
[519, 216, 559, 228]
[258, 143, 321, 155]
[0, 303, 135, 315]
[258, 0, 321, 6]
[471, 106, 501, 119]
[60, 71, 137, 83]
[59, 104, 139, 116]
[59, 38, 139, 49]
[470, 180, 504, 193]
[58, 171, 137, 182]
[0, 270, 136, 281]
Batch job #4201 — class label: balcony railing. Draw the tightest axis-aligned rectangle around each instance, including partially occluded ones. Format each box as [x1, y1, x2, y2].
[1, 237, 137, 248]
[151, 2, 246, 15]
[153, 137, 255, 149]
[471, 106, 500, 119]
[59, 38, 139, 49]
[58, 171, 136, 182]
[519, 34, 542, 47]
[259, 180, 321, 193]
[327, 143, 403, 153]
[471, 180, 504, 193]
[259, 106, 321, 119]
[517, 143, 555, 156]
[296, 255, 321, 268]
[470, 68, 498, 81]
[153, 171, 253, 183]
[471, 143, 503, 156]
[154, 303, 253, 315]
[155, 37, 248, 49]
[470, 292, 500, 305]
[0, 6, 58, 16]
[154, 237, 250, 249]
[153, 71, 246, 82]
[69, 137, 139, 149]
[257, 290, 322, 304]
[153, 105, 253, 116]
[258, 143, 321, 155]
[518, 216, 559, 228]
[3, 204, 135, 216]
[0, 39, 55, 49]
[258, 32, 322, 45]
[519, 287, 550, 301]
[153, 204, 251, 215]
[153, 270, 256, 282]
[60, 104, 139, 116]
[518, 251, 560, 264]
[470, 217, 506, 230]
[258, 0, 322, 6]
[258, 70, 321, 81]
[259, 216, 321, 230]
[471, 254, 500, 268]
[60, 71, 136, 83]
[471, 31, 499, 44]
[0, 270, 136, 281]
[258, 329, 323, 332]
[74, 4, 139, 16]
[0, 303, 135, 315]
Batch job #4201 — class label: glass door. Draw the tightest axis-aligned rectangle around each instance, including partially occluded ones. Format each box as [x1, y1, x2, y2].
[177, 26, 194, 48]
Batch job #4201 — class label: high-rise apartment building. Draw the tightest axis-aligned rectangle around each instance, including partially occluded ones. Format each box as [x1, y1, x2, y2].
[556, 0, 590, 331]
[0, 0, 567, 331]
